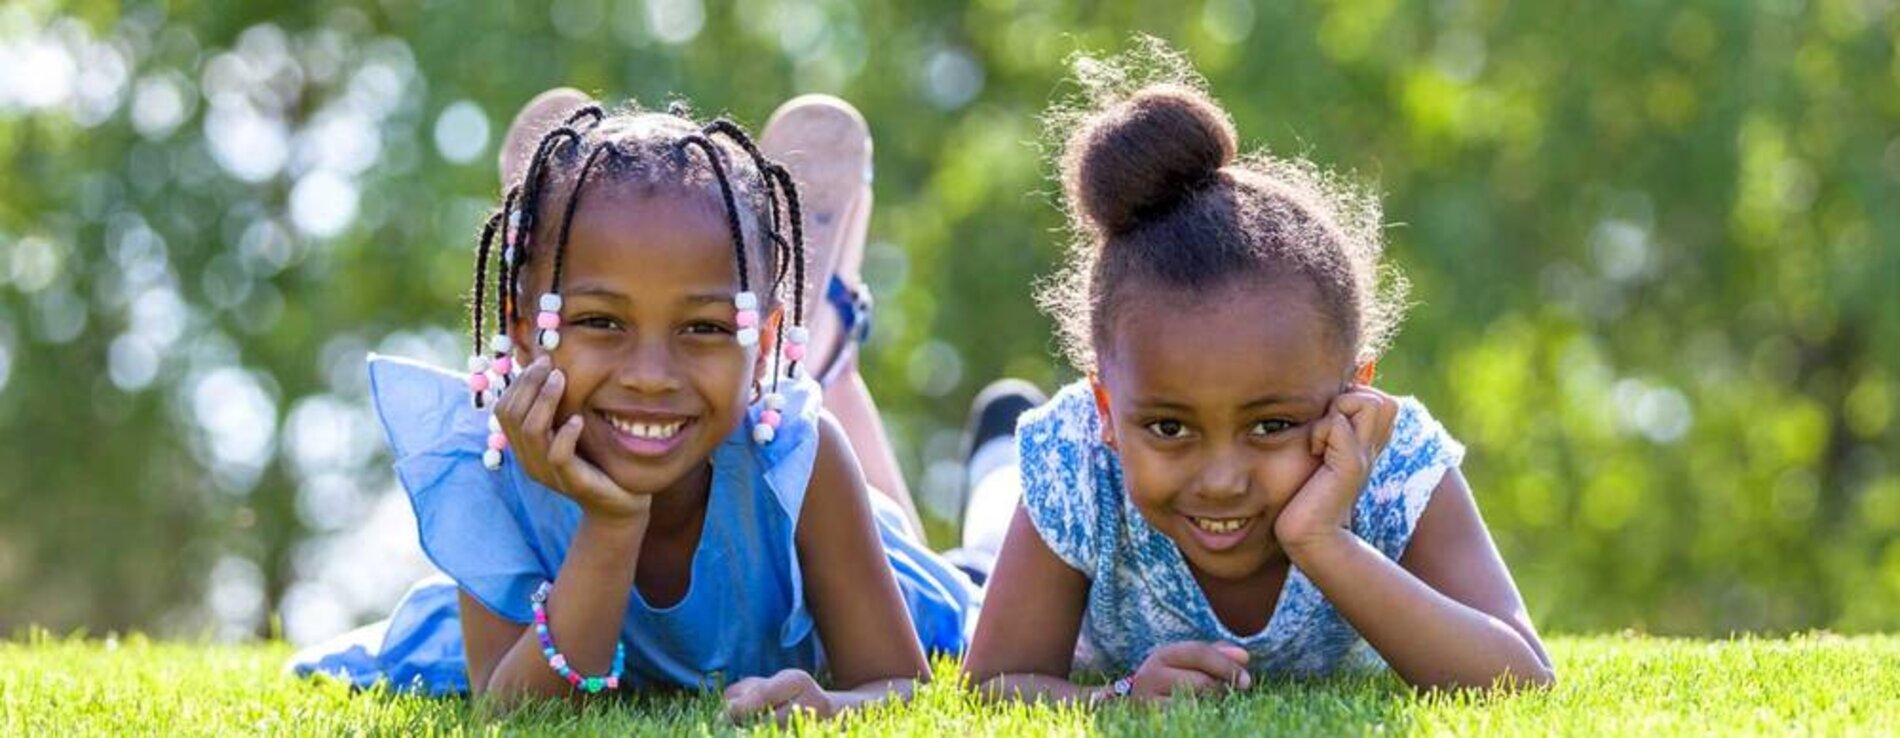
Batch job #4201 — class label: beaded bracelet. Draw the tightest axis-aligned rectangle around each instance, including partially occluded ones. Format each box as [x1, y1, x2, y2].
[530, 582, 626, 694]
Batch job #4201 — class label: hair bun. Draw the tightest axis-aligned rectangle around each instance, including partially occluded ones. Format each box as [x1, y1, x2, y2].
[1062, 83, 1238, 235]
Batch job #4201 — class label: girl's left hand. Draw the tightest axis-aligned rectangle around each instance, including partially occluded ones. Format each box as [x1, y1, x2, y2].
[722, 669, 836, 725]
[1274, 386, 1399, 552]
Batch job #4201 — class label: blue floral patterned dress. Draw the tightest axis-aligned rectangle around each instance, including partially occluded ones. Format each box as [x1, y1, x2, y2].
[1017, 380, 1465, 677]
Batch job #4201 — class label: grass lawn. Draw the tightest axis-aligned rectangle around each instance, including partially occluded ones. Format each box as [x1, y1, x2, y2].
[3, 631, 1896, 736]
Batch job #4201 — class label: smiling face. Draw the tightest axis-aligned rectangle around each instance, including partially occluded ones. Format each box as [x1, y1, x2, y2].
[511, 184, 767, 498]
[1097, 276, 1355, 581]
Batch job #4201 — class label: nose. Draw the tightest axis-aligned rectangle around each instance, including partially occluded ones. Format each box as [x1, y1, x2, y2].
[615, 334, 683, 395]
[1192, 445, 1250, 503]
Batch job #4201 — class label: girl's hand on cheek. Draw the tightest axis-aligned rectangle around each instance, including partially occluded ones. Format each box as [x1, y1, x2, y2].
[496, 356, 651, 522]
[1124, 641, 1252, 701]
[1274, 386, 1399, 552]
[722, 669, 835, 725]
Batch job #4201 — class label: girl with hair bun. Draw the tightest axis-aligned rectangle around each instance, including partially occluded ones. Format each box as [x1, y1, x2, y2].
[962, 39, 1553, 702]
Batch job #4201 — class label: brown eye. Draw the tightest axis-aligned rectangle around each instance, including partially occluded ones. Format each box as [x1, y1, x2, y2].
[574, 315, 620, 330]
[1250, 419, 1293, 436]
[681, 321, 731, 336]
[1144, 419, 1189, 439]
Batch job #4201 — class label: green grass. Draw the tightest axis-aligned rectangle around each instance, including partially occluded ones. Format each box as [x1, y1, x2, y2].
[3, 632, 1896, 736]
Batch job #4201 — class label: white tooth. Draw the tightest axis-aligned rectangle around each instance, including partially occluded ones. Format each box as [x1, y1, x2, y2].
[637, 423, 655, 438]
[1194, 517, 1246, 534]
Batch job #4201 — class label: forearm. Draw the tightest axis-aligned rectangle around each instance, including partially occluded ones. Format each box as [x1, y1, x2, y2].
[485, 513, 649, 701]
[1287, 531, 1553, 690]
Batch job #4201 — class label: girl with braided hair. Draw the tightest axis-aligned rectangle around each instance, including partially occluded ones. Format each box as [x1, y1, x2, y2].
[292, 96, 977, 719]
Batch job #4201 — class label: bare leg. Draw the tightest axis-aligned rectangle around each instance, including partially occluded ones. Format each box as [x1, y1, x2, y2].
[761, 96, 924, 537]
[824, 368, 923, 536]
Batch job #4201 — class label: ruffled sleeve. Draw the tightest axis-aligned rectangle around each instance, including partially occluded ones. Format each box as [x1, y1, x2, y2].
[1351, 396, 1466, 561]
[747, 375, 824, 647]
[752, 376, 823, 523]
[1015, 381, 1112, 575]
[368, 354, 550, 624]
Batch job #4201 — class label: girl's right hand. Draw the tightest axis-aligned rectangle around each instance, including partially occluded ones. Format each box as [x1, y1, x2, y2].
[1121, 641, 1252, 701]
[495, 356, 652, 522]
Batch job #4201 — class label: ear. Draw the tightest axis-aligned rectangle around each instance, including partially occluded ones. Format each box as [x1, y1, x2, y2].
[1353, 360, 1377, 386]
[500, 87, 592, 189]
[1089, 372, 1118, 450]
[506, 302, 540, 365]
[754, 306, 787, 380]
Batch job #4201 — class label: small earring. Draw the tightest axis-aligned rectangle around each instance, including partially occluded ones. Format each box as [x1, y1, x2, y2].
[536, 293, 563, 350]
[1090, 374, 1117, 450]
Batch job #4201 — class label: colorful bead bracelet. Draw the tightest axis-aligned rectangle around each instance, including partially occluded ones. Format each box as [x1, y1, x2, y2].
[530, 582, 626, 693]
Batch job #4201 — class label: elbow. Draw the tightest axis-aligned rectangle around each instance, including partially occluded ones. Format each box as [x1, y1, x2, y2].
[1410, 662, 1555, 694]
[468, 686, 531, 716]
[1504, 639, 1558, 690]
[1514, 662, 1557, 690]
[471, 674, 574, 714]
[1481, 661, 1557, 693]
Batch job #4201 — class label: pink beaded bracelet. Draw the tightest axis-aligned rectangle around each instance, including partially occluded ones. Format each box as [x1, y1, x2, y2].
[530, 582, 626, 693]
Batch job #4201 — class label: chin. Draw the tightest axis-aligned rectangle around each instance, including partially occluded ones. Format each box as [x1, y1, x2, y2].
[601, 463, 690, 496]
[1170, 525, 1283, 581]
[582, 440, 708, 497]
[1181, 549, 1272, 581]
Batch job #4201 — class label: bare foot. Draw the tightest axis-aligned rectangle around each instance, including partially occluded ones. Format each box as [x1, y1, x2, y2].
[759, 94, 874, 381]
[499, 87, 593, 190]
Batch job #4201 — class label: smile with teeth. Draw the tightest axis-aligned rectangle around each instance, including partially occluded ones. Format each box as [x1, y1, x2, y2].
[603, 413, 686, 440]
[1189, 516, 1253, 534]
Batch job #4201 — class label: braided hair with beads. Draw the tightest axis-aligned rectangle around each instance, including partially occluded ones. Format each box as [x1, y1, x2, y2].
[462, 101, 812, 469]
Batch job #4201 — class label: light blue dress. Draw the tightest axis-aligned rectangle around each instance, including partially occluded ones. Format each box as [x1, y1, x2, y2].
[289, 355, 979, 694]
[1017, 380, 1465, 678]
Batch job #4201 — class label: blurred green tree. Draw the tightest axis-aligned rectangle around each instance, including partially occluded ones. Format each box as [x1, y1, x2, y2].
[0, 0, 1894, 639]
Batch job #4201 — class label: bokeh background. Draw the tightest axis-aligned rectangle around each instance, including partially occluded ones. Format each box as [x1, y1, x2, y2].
[1, 0, 1896, 644]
